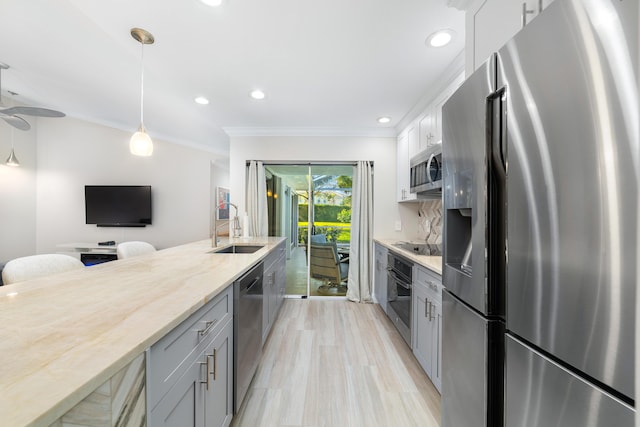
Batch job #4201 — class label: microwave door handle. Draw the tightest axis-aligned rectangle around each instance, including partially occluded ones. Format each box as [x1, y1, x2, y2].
[426, 153, 435, 183]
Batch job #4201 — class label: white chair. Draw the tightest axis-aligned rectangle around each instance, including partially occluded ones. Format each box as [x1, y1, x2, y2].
[117, 241, 156, 259]
[1, 254, 84, 285]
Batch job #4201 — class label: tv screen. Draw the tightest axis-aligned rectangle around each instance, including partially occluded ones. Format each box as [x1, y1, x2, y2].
[85, 185, 152, 227]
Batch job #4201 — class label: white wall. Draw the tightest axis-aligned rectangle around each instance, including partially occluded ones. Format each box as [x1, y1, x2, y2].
[33, 117, 222, 254]
[0, 119, 38, 261]
[229, 135, 416, 240]
[210, 158, 230, 236]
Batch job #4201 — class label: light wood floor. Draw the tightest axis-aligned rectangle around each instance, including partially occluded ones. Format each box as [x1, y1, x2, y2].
[231, 299, 441, 427]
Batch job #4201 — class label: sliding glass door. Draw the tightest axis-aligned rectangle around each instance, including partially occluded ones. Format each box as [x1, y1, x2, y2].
[264, 163, 353, 298]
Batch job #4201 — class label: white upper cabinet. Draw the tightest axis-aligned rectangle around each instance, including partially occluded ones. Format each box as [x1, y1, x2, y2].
[396, 69, 463, 203]
[466, 0, 555, 75]
[419, 74, 464, 149]
[397, 131, 416, 202]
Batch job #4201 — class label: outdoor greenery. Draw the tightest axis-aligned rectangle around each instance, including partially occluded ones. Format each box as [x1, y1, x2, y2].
[337, 208, 351, 223]
[298, 224, 351, 243]
[297, 174, 353, 245]
[298, 204, 346, 222]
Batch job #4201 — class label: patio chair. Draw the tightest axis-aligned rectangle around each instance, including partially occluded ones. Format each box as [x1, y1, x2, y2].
[309, 241, 349, 294]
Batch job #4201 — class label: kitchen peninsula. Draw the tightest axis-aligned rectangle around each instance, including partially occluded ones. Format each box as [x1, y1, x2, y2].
[0, 237, 285, 427]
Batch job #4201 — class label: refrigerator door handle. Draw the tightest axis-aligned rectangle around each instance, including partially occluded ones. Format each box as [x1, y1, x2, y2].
[486, 88, 507, 316]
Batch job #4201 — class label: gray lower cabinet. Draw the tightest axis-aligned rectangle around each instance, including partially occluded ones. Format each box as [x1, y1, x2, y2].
[204, 320, 233, 427]
[412, 265, 442, 392]
[262, 241, 286, 344]
[148, 285, 234, 427]
[373, 243, 388, 313]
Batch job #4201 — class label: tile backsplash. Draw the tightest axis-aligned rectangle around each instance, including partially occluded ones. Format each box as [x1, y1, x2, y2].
[417, 200, 442, 244]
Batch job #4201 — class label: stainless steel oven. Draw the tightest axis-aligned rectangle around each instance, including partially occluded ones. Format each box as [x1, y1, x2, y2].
[386, 252, 413, 347]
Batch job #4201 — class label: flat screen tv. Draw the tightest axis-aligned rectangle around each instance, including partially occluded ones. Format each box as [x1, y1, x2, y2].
[85, 185, 152, 227]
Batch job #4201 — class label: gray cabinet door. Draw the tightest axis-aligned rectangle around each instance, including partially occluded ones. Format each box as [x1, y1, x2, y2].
[373, 244, 388, 312]
[262, 241, 286, 344]
[430, 298, 442, 392]
[204, 320, 233, 427]
[262, 266, 275, 343]
[149, 346, 206, 427]
[412, 282, 433, 378]
[275, 251, 286, 310]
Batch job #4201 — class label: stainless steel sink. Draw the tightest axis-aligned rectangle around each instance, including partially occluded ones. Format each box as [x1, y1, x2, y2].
[210, 245, 264, 254]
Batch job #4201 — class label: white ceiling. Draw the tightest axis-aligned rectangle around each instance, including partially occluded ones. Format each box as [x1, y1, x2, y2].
[0, 0, 464, 156]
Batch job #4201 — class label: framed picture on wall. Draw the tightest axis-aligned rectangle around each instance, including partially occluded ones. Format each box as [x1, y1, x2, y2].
[216, 187, 230, 220]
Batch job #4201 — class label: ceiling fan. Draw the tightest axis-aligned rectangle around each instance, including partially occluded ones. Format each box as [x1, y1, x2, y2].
[0, 62, 65, 131]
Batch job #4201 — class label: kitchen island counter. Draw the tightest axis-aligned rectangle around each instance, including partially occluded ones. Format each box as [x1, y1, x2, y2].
[0, 237, 285, 427]
[374, 238, 442, 275]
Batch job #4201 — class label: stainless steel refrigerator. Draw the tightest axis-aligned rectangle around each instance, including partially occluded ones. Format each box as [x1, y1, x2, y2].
[441, 0, 637, 426]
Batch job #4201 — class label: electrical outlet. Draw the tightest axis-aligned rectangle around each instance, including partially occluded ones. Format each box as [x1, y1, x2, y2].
[395, 221, 402, 231]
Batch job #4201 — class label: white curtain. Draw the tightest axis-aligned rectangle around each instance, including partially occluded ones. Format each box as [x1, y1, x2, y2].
[346, 161, 373, 303]
[246, 161, 268, 237]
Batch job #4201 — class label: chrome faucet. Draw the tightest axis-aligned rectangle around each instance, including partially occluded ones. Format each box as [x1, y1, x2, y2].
[213, 202, 241, 247]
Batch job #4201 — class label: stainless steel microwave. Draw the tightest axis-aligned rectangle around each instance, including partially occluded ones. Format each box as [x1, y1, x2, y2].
[410, 144, 442, 195]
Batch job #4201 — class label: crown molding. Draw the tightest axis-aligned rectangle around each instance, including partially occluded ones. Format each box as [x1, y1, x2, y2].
[222, 126, 397, 138]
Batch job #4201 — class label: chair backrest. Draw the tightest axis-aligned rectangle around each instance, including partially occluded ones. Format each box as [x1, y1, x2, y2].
[309, 242, 341, 283]
[310, 234, 327, 243]
[1, 254, 84, 285]
[117, 241, 156, 259]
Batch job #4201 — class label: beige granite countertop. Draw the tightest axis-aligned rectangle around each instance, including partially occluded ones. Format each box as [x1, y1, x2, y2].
[374, 238, 442, 275]
[0, 237, 285, 427]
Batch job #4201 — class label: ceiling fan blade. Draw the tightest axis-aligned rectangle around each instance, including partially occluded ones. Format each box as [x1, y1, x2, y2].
[1, 115, 31, 131]
[0, 106, 65, 118]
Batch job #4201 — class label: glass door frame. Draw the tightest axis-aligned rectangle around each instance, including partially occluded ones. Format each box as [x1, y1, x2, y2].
[262, 161, 354, 299]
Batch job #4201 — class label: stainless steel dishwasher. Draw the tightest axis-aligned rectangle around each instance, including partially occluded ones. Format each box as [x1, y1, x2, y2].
[233, 261, 263, 413]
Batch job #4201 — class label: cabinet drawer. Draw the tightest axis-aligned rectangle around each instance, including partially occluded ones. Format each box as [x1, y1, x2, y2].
[414, 266, 442, 301]
[264, 241, 285, 272]
[147, 285, 232, 408]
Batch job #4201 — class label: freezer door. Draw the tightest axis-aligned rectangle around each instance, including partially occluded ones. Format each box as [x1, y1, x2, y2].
[497, 0, 637, 399]
[442, 59, 501, 317]
[441, 291, 503, 427]
[505, 334, 635, 426]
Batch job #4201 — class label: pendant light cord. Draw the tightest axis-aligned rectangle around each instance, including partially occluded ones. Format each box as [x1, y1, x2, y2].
[140, 41, 145, 126]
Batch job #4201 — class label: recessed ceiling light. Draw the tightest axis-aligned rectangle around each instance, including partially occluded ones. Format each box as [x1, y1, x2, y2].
[426, 29, 454, 48]
[195, 96, 209, 105]
[200, 0, 222, 6]
[250, 90, 266, 100]
[377, 116, 391, 124]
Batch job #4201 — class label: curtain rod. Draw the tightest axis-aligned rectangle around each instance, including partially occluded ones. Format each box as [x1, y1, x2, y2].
[245, 160, 372, 167]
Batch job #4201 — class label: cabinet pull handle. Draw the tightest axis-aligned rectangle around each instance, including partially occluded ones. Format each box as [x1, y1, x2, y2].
[198, 318, 219, 336]
[425, 298, 429, 318]
[213, 348, 217, 381]
[538, 0, 543, 13]
[521, 2, 535, 27]
[199, 355, 211, 390]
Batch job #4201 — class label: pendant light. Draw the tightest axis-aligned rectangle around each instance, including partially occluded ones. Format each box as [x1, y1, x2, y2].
[130, 28, 154, 156]
[5, 128, 19, 167]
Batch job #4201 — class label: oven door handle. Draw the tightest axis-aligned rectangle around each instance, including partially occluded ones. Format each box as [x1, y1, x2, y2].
[388, 270, 411, 290]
